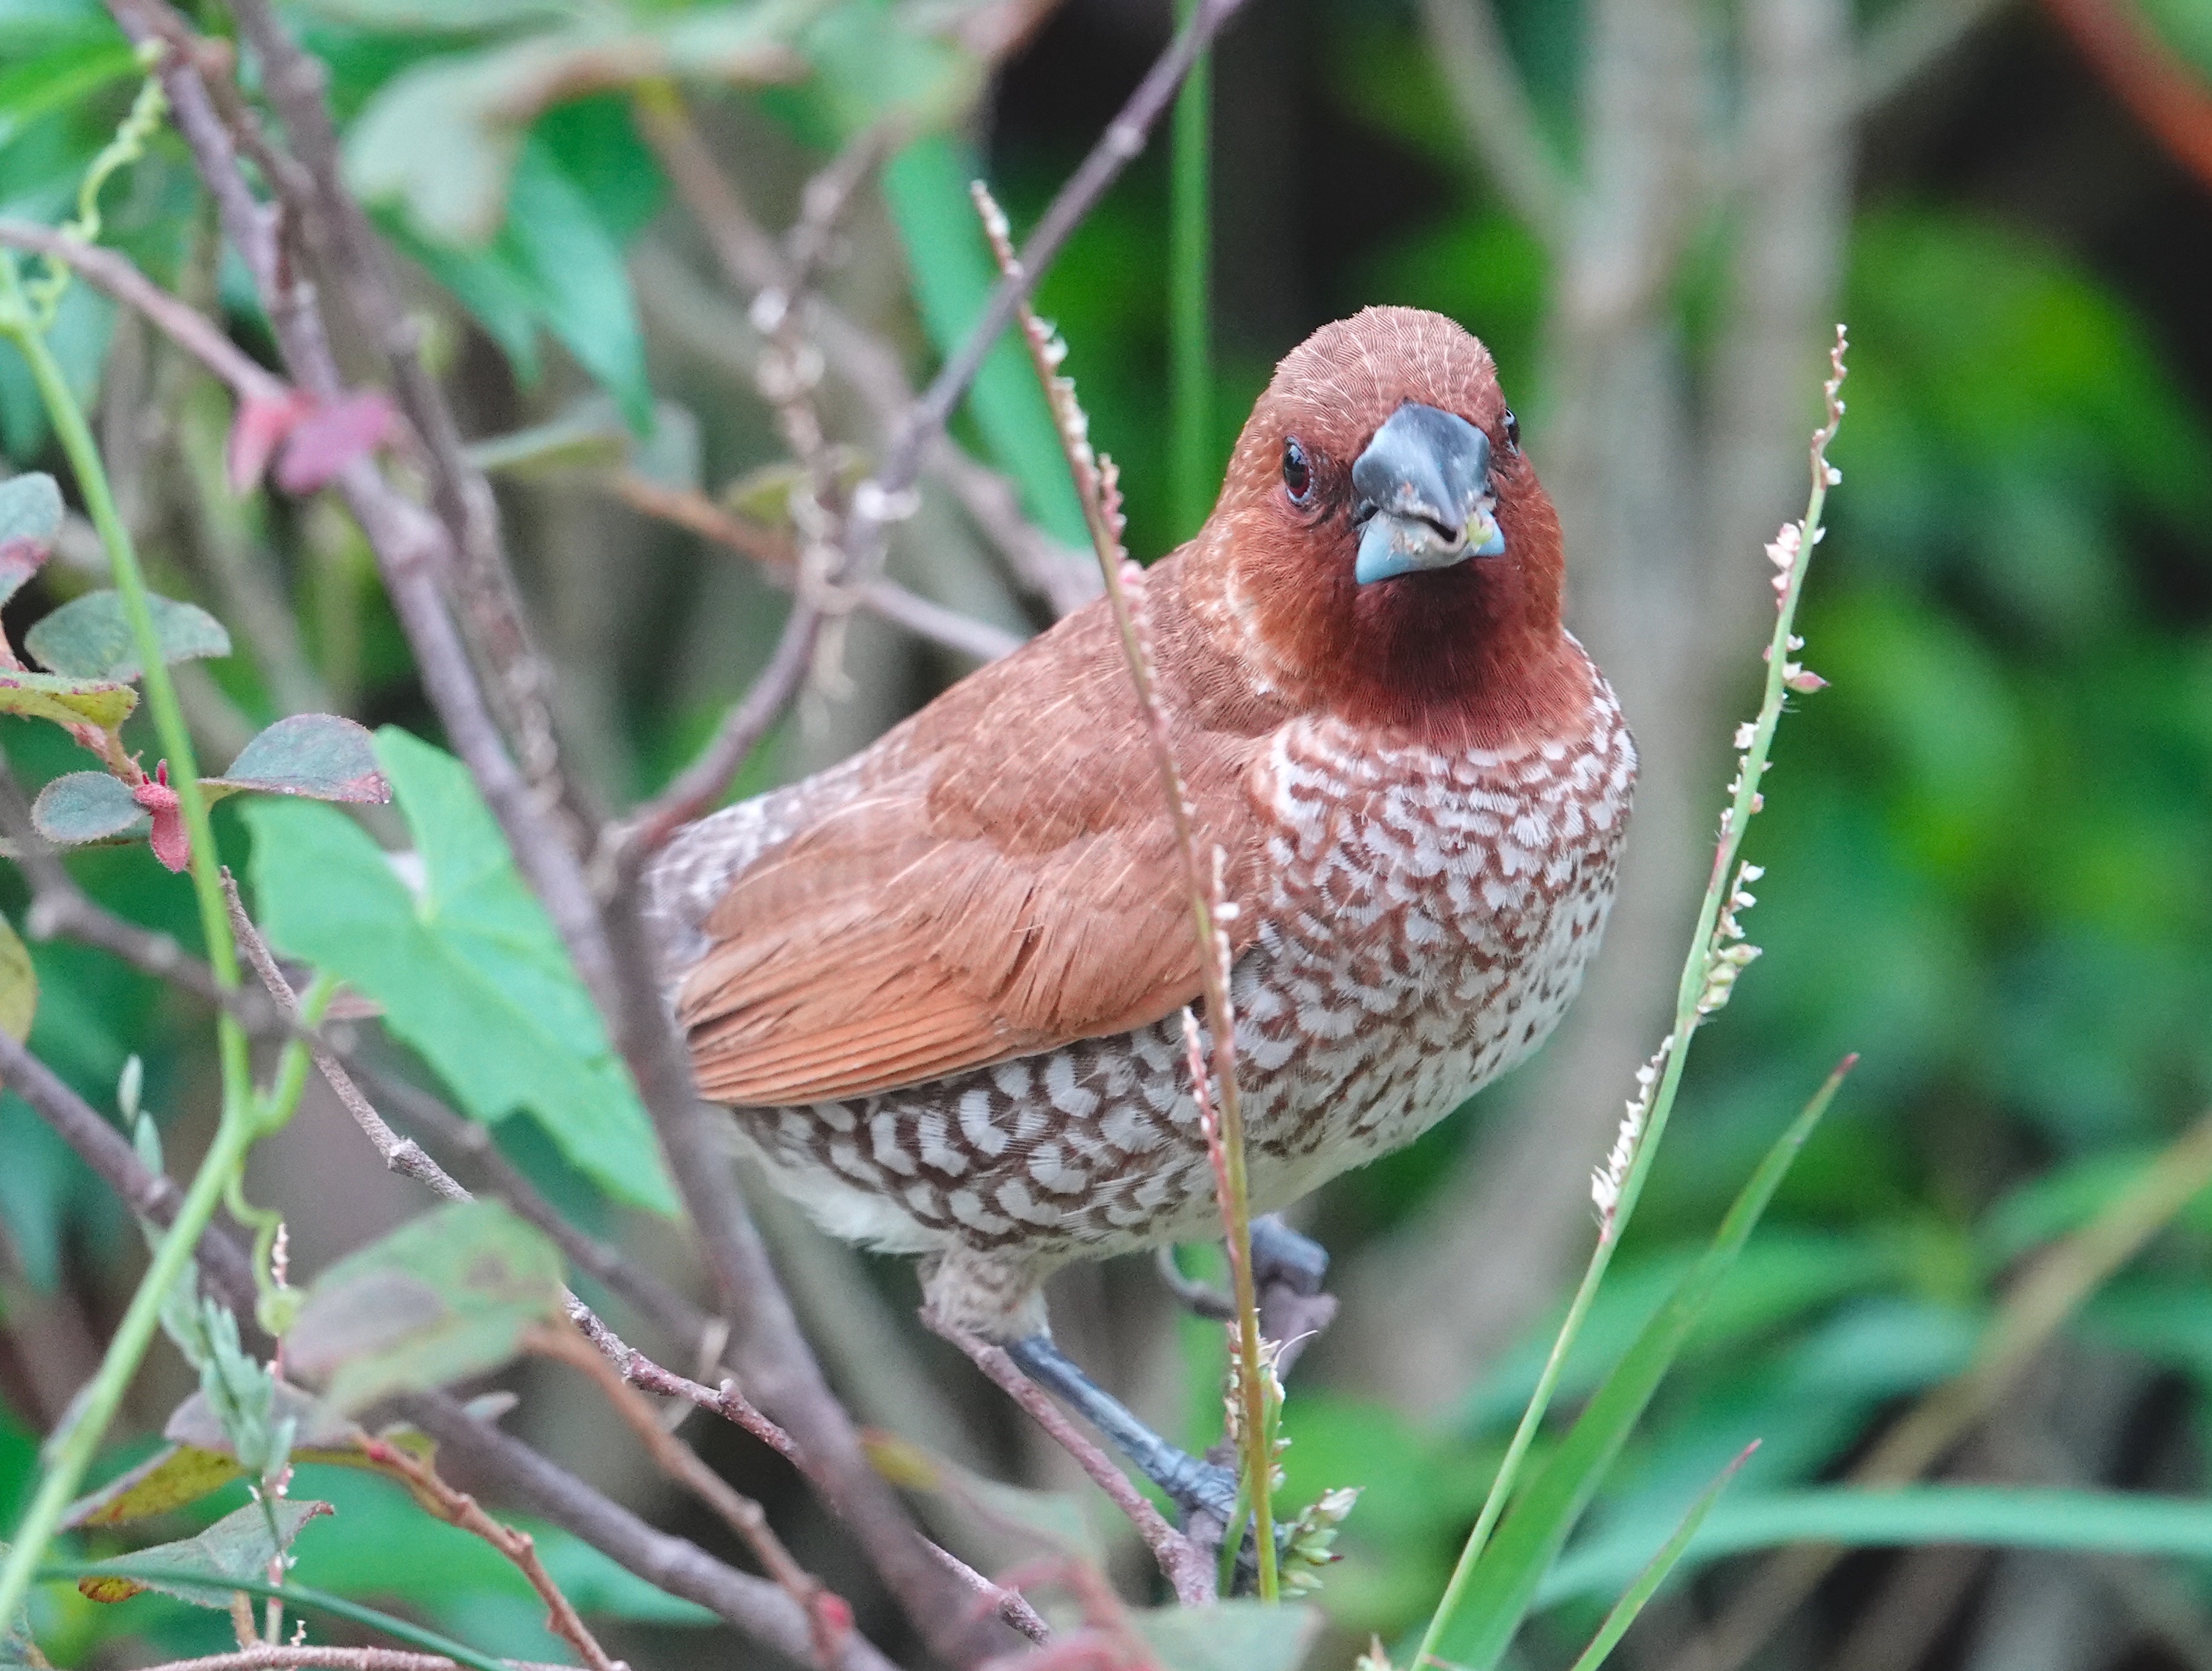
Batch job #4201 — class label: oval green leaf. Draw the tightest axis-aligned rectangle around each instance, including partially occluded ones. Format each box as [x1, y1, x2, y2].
[26, 589, 231, 682]
[31, 771, 147, 845]
[203, 712, 391, 804]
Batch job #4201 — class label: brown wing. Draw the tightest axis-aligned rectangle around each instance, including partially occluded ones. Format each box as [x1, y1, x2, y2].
[675, 576, 1288, 1106]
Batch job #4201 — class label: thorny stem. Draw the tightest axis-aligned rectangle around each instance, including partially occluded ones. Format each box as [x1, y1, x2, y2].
[1410, 327, 1852, 1670]
[0, 247, 263, 1634]
[973, 183, 1277, 1596]
[351, 1432, 622, 1671]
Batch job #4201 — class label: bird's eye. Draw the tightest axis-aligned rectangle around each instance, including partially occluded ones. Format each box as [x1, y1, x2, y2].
[1501, 409, 1520, 452]
[1282, 437, 1314, 506]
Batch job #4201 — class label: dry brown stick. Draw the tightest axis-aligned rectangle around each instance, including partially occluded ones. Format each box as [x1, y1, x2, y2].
[1665, 1104, 2212, 1671]
[349, 1433, 625, 1671]
[0, 221, 286, 402]
[528, 1323, 847, 1669]
[608, 474, 1022, 664]
[923, 1314, 1214, 1608]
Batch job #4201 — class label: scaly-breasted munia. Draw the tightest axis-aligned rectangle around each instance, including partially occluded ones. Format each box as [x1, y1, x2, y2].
[649, 307, 1635, 1514]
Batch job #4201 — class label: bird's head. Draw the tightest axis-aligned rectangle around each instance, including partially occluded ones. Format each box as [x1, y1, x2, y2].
[1188, 306, 1580, 744]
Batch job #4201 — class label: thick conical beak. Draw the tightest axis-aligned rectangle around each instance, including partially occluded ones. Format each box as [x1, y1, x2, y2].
[1352, 402, 1506, 585]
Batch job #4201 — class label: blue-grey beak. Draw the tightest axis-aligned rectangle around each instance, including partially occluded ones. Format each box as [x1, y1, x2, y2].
[1352, 403, 1506, 585]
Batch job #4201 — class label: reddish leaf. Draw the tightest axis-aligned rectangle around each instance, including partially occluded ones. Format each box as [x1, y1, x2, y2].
[133, 762, 189, 873]
[274, 392, 397, 494]
[226, 390, 310, 494]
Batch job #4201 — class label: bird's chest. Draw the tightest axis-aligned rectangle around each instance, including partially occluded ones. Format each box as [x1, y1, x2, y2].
[1233, 703, 1634, 1166]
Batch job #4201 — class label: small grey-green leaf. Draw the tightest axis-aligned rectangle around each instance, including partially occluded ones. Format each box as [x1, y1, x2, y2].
[26, 590, 230, 681]
[0, 473, 63, 608]
[286, 1200, 566, 1416]
[76, 1499, 333, 1605]
[31, 772, 146, 845]
[203, 713, 390, 804]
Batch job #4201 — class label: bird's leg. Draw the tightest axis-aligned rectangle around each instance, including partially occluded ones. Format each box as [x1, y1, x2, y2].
[1155, 1216, 1338, 1373]
[1003, 1334, 1238, 1522]
[1248, 1214, 1329, 1294]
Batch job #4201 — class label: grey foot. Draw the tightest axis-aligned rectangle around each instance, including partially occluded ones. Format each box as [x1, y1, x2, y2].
[1250, 1214, 1328, 1295]
[1006, 1333, 1238, 1521]
[1154, 1214, 1331, 1317]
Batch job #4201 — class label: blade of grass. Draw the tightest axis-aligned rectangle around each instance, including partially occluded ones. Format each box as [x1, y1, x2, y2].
[1433, 1056, 1853, 1670]
[1542, 1484, 2212, 1603]
[1407, 327, 1852, 1668]
[1563, 1442, 1759, 1671]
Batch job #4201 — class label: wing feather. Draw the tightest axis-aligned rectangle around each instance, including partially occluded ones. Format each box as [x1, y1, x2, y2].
[671, 572, 1286, 1107]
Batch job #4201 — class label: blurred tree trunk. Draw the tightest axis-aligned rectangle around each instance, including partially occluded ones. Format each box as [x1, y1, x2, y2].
[1341, 0, 1851, 1412]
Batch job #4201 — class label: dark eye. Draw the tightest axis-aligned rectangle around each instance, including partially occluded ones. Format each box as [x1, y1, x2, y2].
[1501, 409, 1520, 452]
[1282, 437, 1313, 505]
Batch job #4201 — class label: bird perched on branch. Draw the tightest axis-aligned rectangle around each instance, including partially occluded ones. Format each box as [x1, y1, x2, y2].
[649, 306, 1634, 1516]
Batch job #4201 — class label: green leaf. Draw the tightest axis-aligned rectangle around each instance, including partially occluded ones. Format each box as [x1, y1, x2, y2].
[63, 1444, 243, 1528]
[286, 1200, 564, 1416]
[0, 471, 61, 607]
[0, 668, 135, 730]
[1562, 1443, 1755, 1671]
[29, 771, 144, 845]
[203, 713, 391, 805]
[1127, 1599, 1323, 1671]
[1427, 1068, 1844, 1670]
[344, 13, 799, 246]
[0, 916, 32, 1045]
[0, 31, 138, 151]
[25, 588, 230, 681]
[1541, 1485, 2212, 1604]
[243, 728, 678, 1212]
[75, 1498, 332, 1604]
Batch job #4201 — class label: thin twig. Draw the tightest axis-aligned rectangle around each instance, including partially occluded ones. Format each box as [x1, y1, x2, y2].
[608, 473, 1021, 664]
[528, 1324, 848, 1669]
[603, 597, 824, 871]
[348, 1435, 623, 1671]
[628, 97, 1097, 618]
[923, 1314, 1214, 1606]
[0, 221, 286, 401]
[129, 1651, 517, 1671]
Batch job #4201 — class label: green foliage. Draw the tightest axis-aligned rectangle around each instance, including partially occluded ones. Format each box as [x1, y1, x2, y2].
[73, 1498, 329, 1605]
[24, 590, 230, 684]
[244, 730, 677, 1212]
[285, 1200, 566, 1416]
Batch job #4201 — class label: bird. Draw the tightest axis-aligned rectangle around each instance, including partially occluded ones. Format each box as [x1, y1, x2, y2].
[647, 306, 1636, 1516]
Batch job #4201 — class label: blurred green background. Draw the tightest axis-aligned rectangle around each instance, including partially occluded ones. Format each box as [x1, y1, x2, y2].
[4, 0, 2212, 1667]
